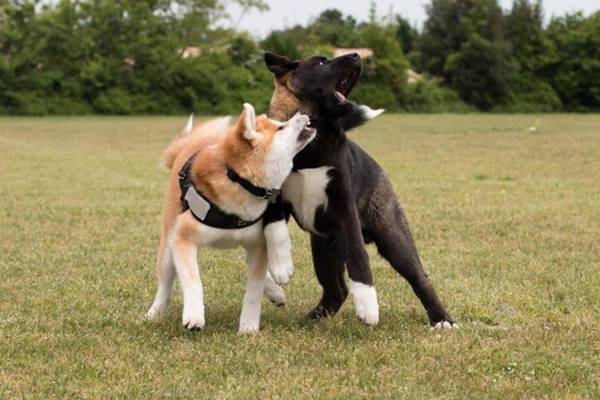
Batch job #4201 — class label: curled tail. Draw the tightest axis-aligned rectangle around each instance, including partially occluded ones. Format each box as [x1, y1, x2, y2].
[161, 114, 232, 170]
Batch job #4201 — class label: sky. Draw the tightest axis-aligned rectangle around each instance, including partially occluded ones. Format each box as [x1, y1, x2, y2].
[225, 0, 600, 38]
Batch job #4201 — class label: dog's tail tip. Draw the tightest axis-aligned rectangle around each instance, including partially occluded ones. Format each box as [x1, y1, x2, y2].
[361, 106, 385, 120]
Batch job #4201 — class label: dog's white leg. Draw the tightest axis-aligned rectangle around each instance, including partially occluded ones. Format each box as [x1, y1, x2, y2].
[146, 246, 175, 320]
[172, 237, 205, 330]
[264, 271, 286, 306]
[239, 244, 268, 333]
[264, 220, 294, 285]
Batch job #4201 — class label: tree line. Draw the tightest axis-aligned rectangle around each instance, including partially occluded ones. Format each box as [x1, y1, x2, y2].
[0, 0, 598, 115]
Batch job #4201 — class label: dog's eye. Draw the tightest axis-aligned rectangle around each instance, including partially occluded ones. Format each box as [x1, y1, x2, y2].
[277, 126, 285, 131]
[318, 61, 324, 66]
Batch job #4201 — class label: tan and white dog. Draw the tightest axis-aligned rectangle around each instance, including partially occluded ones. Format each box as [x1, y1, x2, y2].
[146, 103, 315, 332]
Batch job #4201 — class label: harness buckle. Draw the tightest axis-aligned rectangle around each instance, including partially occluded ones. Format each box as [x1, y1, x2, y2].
[262, 189, 281, 203]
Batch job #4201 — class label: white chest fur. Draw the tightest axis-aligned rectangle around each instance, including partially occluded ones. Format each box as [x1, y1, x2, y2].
[195, 220, 264, 249]
[282, 167, 332, 233]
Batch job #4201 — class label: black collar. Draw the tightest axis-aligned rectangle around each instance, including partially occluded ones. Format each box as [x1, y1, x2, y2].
[226, 166, 280, 204]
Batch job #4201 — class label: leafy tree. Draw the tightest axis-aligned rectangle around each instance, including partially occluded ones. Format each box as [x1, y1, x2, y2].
[0, 0, 269, 114]
[504, 0, 560, 110]
[395, 15, 417, 55]
[354, 22, 409, 110]
[546, 12, 600, 111]
[444, 33, 512, 110]
[312, 8, 358, 48]
[417, 0, 512, 109]
[261, 28, 304, 60]
[261, 9, 357, 59]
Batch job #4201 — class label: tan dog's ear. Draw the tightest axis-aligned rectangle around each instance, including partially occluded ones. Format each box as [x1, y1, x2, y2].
[238, 103, 259, 141]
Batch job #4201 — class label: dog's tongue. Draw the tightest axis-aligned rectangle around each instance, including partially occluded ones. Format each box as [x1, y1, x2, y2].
[335, 91, 346, 102]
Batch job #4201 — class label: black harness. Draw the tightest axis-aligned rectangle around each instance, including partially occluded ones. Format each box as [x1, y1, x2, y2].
[178, 153, 280, 229]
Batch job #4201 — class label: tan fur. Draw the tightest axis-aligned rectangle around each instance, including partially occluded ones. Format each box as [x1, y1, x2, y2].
[161, 116, 231, 170]
[155, 111, 280, 277]
[147, 105, 311, 331]
[268, 76, 309, 122]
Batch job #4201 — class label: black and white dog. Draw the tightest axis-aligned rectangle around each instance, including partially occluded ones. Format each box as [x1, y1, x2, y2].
[263, 51, 457, 329]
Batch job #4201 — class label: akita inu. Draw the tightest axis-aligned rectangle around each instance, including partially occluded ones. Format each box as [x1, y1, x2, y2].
[262, 52, 456, 329]
[146, 103, 315, 332]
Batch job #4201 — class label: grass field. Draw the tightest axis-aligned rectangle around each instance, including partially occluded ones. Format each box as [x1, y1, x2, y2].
[1, 114, 599, 399]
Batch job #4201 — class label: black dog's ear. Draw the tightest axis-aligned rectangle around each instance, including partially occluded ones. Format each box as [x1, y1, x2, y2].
[264, 52, 298, 77]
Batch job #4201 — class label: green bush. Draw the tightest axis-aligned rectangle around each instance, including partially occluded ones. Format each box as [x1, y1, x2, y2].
[46, 96, 92, 115]
[500, 77, 562, 112]
[92, 88, 134, 115]
[352, 82, 399, 111]
[404, 79, 473, 113]
[1, 91, 51, 115]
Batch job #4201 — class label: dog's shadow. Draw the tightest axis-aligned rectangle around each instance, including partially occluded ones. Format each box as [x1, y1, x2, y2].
[139, 301, 310, 340]
[137, 301, 434, 344]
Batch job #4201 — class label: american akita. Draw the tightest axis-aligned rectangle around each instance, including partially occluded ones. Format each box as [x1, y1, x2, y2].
[262, 52, 457, 329]
[146, 103, 315, 332]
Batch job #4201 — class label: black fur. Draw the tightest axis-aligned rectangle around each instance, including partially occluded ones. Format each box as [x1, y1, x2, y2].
[265, 52, 454, 326]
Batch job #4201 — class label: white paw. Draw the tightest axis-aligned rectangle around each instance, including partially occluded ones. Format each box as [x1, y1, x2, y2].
[350, 280, 379, 326]
[268, 260, 294, 286]
[145, 303, 167, 320]
[238, 318, 260, 334]
[430, 321, 460, 331]
[182, 302, 205, 330]
[264, 280, 286, 306]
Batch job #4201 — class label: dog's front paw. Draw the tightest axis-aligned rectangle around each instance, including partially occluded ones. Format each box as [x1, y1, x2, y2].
[144, 307, 163, 321]
[350, 280, 379, 326]
[182, 302, 205, 330]
[265, 220, 294, 285]
[145, 303, 167, 320]
[264, 276, 286, 306]
[238, 319, 260, 334]
[268, 259, 294, 285]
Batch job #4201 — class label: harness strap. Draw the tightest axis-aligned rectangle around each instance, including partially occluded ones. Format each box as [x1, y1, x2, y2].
[178, 154, 263, 229]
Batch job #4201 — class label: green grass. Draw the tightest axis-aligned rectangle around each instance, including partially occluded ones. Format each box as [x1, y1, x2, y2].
[1, 114, 599, 399]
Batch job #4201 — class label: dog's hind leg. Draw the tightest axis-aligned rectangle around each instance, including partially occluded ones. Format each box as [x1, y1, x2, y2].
[372, 200, 455, 328]
[306, 235, 349, 320]
[146, 229, 176, 320]
[171, 216, 205, 330]
[239, 244, 269, 333]
[146, 242, 175, 320]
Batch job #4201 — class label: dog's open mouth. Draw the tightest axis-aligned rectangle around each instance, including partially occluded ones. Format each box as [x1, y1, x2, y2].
[334, 70, 360, 102]
[298, 126, 316, 142]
